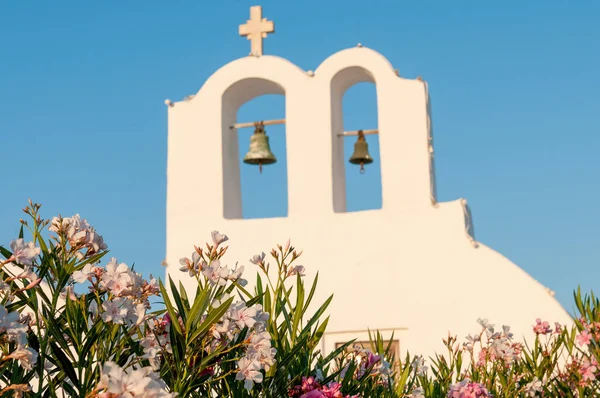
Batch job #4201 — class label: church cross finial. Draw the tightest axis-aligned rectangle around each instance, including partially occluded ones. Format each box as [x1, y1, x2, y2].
[239, 6, 274, 56]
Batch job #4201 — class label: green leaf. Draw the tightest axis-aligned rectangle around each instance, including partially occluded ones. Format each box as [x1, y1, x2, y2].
[179, 281, 190, 308]
[82, 317, 105, 361]
[188, 297, 234, 343]
[321, 339, 355, 365]
[169, 277, 188, 325]
[185, 288, 210, 333]
[290, 273, 305, 344]
[256, 273, 263, 297]
[0, 245, 12, 259]
[49, 341, 80, 390]
[302, 272, 319, 315]
[298, 295, 333, 338]
[313, 317, 329, 342]
[159, 279, 183, 335]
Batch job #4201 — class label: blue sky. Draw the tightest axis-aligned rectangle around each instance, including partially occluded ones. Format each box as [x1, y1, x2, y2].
[1, 1, 598, 313]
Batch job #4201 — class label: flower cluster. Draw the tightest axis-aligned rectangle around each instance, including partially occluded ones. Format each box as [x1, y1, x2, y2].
[532, 318, 554, 335]
[249, 239, 304, 279]
[0, 237, 42, 375]
[340, 344, 393, 384]
[213, 299, 275, 374]
[7, 202, 600, 397]
[559, 354, 599, 389]
[96, 361, 175, 397]
[1, 239, 42, 296]
[5, 238, 40, 267]
[411, 356, 428, 376]
[179, 234, 246, 288]
[140, 314, 173, 370]
[72, 257, 160, 327]
[0, 304, 37, 371]
[288, 376, 359, 398]
[524, 377, 543, 397]
[576, 316, 600, 347]
[49, 214, 107, 259]
[460, 319, 523, 368]
[178, 236, 276, 391]
[447, 379, 491, 398]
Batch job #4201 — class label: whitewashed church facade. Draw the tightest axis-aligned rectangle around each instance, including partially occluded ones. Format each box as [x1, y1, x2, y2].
[164, 6, 572, 359]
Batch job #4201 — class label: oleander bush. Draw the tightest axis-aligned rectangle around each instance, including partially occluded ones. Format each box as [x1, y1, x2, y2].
[0, 201, 598, 397]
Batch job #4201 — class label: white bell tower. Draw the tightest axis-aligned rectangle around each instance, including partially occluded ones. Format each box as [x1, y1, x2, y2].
[165, 5, 572, 359]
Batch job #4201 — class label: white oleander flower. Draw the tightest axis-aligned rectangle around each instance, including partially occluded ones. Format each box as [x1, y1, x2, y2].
[9, 239, 40, 266]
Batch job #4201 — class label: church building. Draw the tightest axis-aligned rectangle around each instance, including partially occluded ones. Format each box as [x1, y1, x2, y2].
[164, 6, 572, 359]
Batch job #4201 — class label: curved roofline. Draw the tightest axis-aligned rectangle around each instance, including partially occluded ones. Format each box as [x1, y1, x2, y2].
[190, 46, 400, 101]
[194, 54, 307, 97]
[315, 46, 397, 78]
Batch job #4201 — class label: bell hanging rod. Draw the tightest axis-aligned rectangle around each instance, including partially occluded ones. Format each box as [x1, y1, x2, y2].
[230, 118, 286, 129]
[337, 129, 379, 137]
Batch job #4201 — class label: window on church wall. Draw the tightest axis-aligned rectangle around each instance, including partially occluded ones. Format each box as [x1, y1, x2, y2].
[342, 82, 382, 212]
[237, 94, 288, 219]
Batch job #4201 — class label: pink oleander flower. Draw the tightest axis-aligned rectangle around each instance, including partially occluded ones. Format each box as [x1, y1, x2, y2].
[300, 391, 324, 398]
[250, 252, 266, 265]
[8, 239, 40, 266]
[140, 333, 162, 370]
[533, 318, 552, 335]
[321, 382, 343, 397]
[50, 214, 107, 257]
[477, 318, 494, 333]
[97, 361, 174, 397]
[290, 378, 359, 398]
[366, 352, 381, 369]
[201, 259, 229, 286]
[14, 266, 41, 289]
[577, 330, 592, 347]
[228, 263, 245, 283]
[412, 356, 428, 376]
[179, 251, 202, 277]
[0, 305, 28, 344]
[447, 379, 492, 398]
[525, 377, 543, 397]
[580, 358, 598, 383]
[72, 263, 100, 283]
[287, 265, 306, 278]
[100, 258, 133, 293]
[554, 322, 563, 334]
[235, 357, 263, 391]
[5, 345, 38, 371]
[211, 230, 228, 247]
[229, 302, 257, 329]
[301, 376, 318, 392]
[101, 298, 129, 324]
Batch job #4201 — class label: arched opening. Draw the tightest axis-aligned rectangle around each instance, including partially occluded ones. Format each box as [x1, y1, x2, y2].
[221, 78, 287, 219]
[330, 66, 383, 213]
[237, 95, 287, 219]
[342, 82, 382, 212]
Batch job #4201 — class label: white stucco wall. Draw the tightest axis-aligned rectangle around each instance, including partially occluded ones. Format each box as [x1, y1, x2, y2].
[164, 47, 573, 360]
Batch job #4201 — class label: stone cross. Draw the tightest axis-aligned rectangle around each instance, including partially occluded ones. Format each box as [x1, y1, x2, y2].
[239, 6, 275, 56]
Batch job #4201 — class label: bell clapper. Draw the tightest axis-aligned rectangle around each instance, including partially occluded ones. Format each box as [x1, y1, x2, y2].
[259, 162, 263, 174]
[360, 162, 365, 174]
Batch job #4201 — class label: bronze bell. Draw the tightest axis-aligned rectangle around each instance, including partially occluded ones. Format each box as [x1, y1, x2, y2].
[243, 122, 277, 173]
[349, 130, 373, 173]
